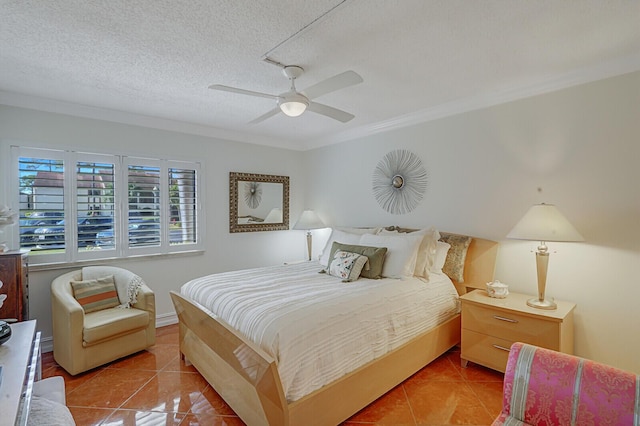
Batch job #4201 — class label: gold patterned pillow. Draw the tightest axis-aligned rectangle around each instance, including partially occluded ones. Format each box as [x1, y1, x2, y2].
[439, 233, 472, 283]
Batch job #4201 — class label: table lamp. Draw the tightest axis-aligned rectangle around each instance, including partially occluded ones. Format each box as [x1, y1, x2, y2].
[264, 207, 283, 223]
[293, 210, 325, 261]
[507, 203, 584, 309]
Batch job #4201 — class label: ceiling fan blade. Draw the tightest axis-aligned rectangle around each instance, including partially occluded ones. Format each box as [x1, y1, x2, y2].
[208, 84, 279, 100]
[307, 102, 355, 123]
[249, 107, 281, 124]
[302, 71, 363, 100]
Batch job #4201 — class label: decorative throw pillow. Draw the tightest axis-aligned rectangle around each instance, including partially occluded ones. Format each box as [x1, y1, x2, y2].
[439, 233, 472, 283]
[327, 242, 388, 279]
[71, 275, 120, 313]
[328, 250, 369, 282]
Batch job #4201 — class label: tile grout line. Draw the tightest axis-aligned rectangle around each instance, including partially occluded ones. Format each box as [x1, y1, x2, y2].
[401, 383, 419, 426]
[446, 351, 501, 425]
[103, 348, 183, 419]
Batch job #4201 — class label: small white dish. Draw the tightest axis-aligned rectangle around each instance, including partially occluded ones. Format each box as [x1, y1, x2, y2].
[486, 280, 509, 298]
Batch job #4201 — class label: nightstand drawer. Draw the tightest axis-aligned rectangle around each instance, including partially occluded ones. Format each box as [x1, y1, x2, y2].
[462, 303, 560, 349]
[461, 329, 512, 372]
[459, 290, 575, 372]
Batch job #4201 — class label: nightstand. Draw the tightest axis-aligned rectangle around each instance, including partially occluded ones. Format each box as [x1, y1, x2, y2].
[460, 289, 576, 372]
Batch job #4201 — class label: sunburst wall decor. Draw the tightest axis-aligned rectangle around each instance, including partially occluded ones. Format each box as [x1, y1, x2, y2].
[244, 181, 262, 209]
[372, 149, 427, 215]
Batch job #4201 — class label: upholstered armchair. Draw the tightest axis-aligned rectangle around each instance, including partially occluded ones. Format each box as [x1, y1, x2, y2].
[493, 342, 639, 425]
[51, 266, 155, 375]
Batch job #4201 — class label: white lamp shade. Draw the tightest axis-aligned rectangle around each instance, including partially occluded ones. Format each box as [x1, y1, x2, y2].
[264, 207, 283, 223]
[507, 204, 584, 242]
[293, 210, 325, 230]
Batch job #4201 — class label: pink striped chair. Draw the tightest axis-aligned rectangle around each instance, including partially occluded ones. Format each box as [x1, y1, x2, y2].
[493, 342, 639, 426]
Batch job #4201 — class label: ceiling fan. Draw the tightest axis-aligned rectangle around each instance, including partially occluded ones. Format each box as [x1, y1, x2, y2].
[209, 66, 363, 124]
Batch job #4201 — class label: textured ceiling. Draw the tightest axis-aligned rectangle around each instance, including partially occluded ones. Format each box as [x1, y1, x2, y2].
[1, 0, 639, 150]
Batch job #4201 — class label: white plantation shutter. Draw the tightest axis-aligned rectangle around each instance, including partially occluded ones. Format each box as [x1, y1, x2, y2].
[169, 165, 198, 245]
[17, 151, 66, 261]
[127, 162, 161, 249]
[76, 157, 115, 251]
[12, 146, 202, 265]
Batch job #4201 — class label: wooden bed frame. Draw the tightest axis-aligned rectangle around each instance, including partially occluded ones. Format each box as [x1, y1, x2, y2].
[170, 234, 498, 425]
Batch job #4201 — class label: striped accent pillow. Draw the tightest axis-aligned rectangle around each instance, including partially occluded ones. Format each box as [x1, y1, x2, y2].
[71, 275, 120, 313]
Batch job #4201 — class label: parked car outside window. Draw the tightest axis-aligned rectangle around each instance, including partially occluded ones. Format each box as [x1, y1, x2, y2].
[20, 215, 63, 246]
[33, 216, 113, 248]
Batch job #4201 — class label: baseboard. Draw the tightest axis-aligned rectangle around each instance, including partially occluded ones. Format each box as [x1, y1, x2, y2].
[41, 336, 54, 354]
[41, 312, 179, 354]
[156, 312, 178, 327]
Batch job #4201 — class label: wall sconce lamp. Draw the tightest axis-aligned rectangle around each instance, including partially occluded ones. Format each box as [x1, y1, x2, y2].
[507, 203, 584, 309]
[293, 210, 325, 261]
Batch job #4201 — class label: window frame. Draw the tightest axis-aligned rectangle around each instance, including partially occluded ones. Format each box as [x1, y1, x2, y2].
[11, 146, 204, 266]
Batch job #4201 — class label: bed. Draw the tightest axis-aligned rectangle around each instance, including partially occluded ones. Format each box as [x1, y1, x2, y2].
[170, 228, 498, 425]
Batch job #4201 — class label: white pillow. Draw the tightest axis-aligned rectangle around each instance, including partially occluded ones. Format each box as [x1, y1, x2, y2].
[319, 229, 363, 267]
[431, 241, 451, 273]
[359, 233, 423, 278]
[377, 227, 440, 279]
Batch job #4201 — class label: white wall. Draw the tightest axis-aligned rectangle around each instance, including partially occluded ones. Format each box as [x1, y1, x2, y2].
[302, 71, 640, 373]
[0, 106, 310, 346]
[1, 71, 638, 373]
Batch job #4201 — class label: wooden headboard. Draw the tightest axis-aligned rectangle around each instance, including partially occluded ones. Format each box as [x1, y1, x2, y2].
[385, 227, 498, 296]
[451, 235, 499, 295]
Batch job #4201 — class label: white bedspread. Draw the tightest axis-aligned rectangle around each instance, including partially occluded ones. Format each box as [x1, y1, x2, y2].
[180, 261, 460, 402]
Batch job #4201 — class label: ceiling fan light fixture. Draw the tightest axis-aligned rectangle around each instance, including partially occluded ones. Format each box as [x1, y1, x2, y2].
[210, 65, 362, 123]
[279, 93, 309, 117]
[280, 100, 307, 117]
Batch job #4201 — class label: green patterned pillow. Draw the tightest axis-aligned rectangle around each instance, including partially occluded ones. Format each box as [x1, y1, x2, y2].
[439, 233, 472, 283]
[327, 242, 388, 279]
[71, 275, 120, 313]
[328, 250, 369, 282]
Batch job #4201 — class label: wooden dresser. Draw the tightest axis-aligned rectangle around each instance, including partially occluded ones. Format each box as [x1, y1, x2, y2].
[0, 250, 29, 322]
[460, 289, 575, 373]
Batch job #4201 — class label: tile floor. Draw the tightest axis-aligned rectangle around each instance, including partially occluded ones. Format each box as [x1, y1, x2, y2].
[42, 324, 505, 425]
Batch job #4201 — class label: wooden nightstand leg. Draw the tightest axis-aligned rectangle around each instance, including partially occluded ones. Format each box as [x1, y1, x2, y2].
[461, 358, 469, 368]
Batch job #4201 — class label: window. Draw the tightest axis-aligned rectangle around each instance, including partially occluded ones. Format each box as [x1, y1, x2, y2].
[126, 160, 161, 253]
[12, 147, 202, 264]
[77, 155, 116, 252]
[169, 166, 197, 245]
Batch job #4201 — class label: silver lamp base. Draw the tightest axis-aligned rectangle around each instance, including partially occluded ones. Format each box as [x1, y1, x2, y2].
[528, 248, 558, 310]
[305, 231, 312, 261]
[527, 297, 557, 310]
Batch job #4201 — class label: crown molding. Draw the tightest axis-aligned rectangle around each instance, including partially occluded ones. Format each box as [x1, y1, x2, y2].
[2, 53, 639, 152]
[0, 91, 303, 151]
[306, 54, 640, 150]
